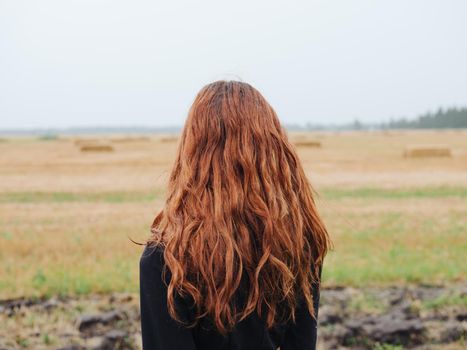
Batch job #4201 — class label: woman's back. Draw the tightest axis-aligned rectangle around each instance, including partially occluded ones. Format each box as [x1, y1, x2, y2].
[139, 80, 329, 349]
[140, 244, 321, 350]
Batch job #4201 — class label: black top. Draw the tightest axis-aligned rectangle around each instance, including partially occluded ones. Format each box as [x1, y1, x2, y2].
[139, 245, 321, 350]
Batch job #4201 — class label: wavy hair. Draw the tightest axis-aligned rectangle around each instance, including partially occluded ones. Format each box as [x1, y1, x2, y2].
[148, 80, 330, 334]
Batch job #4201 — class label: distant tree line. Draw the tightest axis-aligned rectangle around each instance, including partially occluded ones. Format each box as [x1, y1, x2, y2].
[381, 107, 467, 129]
[293, 106, 467, 131]
[1, 107, 466, 136]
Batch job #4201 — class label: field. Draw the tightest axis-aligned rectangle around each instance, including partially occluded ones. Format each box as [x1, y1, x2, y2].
[0, 130, 466, 300]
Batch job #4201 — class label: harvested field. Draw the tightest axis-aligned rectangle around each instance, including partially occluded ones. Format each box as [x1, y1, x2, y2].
[0, 130, 466, 349]
[74, 138, 102, 146]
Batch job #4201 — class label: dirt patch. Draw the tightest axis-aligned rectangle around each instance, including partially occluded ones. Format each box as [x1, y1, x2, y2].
[1, 285, 465, 349]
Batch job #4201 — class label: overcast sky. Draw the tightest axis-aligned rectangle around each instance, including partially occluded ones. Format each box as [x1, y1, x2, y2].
[1, 0, 466, 129]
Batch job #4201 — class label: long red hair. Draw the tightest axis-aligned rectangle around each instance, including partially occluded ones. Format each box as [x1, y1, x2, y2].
[149, 80, 330, 334]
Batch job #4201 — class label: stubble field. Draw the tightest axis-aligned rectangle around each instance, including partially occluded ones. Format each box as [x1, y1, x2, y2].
[1, 130, 466, 299]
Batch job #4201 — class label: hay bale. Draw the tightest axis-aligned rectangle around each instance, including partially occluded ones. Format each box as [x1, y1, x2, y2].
[294, 140, 322, 148]
[80, 144, 114, 152]
[110, 136, 150, 143]
[159, 136, 179, 143]
[404, 145, 451, 158]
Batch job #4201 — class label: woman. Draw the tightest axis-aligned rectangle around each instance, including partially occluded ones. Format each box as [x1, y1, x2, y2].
[140, 80, 330, 350]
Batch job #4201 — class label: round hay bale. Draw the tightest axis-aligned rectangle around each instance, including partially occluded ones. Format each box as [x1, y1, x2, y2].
[403, 145, 451, 158]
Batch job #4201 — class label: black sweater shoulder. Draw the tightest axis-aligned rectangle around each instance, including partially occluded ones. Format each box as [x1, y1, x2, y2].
[139, 244, 320, 350]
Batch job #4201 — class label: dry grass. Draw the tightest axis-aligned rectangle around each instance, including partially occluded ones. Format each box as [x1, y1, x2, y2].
[74, 138, 101, 146]
[0, 130, 466, 298]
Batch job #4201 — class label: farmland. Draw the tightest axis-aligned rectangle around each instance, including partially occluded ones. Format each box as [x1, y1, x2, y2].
[1, 130, 466, 298]
[1, 130, 466, 349]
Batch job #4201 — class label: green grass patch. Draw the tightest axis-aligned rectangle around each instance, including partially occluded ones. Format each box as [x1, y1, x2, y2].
[322, 211, 467, 287]
[374, 344, 404, 350]
[2, 186, 467, 204]
[0, 191, 162, 203]
[347, 293, 388, 314]
[422, 293, 467, 310]
[37, 134, 59, 141]
[0, 185, 466, 297]
[318, 186, 467, 200]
